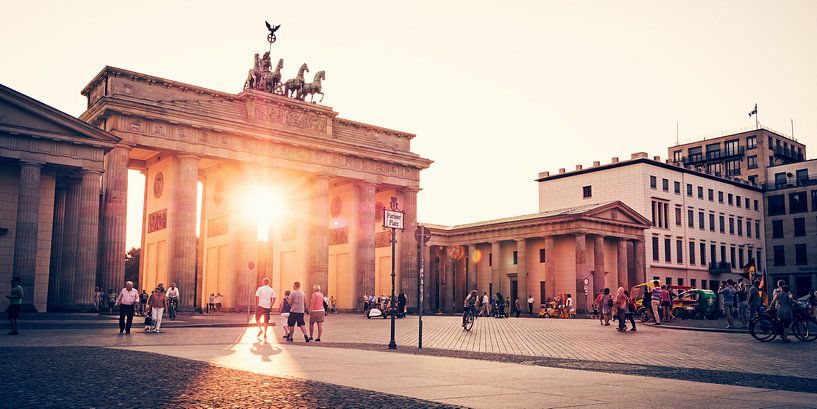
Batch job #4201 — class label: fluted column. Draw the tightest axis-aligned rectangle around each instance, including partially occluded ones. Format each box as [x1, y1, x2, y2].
[170, 155, 199, 308]
[444, 250, 455, 313]
[47, 186, 66, 309]
[633, 239, 646, 284]
[575, 233, 587, 298]
[399, 187, 419, 308]
[60, 181, 81, 305]
[617, 239, 628, 290]
[357, 182, 376, 305]
[593, 235, 606, 293]
[74, 170, 102, 306]
[516, 239, 527, 310]
[491, 241, 501, 295]
[12, 161, 42, 309]
[421, 244, 432, 312]
[98, 144, 130, 295]
[308, 175, 330, 294]
[544, 237, 555, 299]
[467, 244, 478, 292]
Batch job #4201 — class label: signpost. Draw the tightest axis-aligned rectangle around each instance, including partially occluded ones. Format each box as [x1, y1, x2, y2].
[384, 197, 404, 350]
[414, 225, 431, 349]
[583, 277, 590, 317]
[246, 260, 256, 323]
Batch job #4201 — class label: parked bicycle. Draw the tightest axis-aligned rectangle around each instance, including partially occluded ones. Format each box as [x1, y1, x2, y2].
[749, 303, 817, 342]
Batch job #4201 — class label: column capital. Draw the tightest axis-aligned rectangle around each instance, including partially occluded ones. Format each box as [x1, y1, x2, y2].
[176, 154, 201, 162]
[19, 160, 44, 168]
[80, 169, 102, 176]
[515, 238, 527, 244]
[400, 186, 421, 193]
[113, 143, 133, 150]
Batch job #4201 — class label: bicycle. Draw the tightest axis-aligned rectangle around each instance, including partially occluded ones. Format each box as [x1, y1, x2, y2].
[749, 304, 817, 342]
[462, 306, 478, 331]
[168, 298, 178, 321]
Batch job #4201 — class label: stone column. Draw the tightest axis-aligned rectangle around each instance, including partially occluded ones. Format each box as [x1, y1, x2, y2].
[467, 244, 478, 292]
[633, 240, 646, 284]
[444, 250, 455, 313]
[12, 161, 42, 308]
[59, 181, 81, 306]
[169, 155, 199, 309]
[516, 239, 527, 310]
[399, 187, 419, 308]
[617, 239, 628, 289]
[421, 244, 432, 313]
[308, 175, 330, 294]
[575, 234, 587, 299]
[47, 186, 66, 310]
[544, 237, 555, 299]
[357, 182, 376, 306]
[594, 235, 609, 293]
[74, 170, 102, 306]
[98, 144, 130, 296]
[491, 241, 501, 295]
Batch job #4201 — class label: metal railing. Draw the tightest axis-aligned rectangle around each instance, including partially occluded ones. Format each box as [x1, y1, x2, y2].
[708, 262, 732, 274]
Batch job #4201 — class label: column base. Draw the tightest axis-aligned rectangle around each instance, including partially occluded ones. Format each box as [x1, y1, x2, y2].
[47, 304, 96, 313]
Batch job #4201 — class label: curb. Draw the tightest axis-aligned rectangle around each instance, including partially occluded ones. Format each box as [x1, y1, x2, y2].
[653, 323, 748, 334]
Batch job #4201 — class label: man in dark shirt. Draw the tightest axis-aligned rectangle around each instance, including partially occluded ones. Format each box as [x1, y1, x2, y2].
[6, 277, 23, 335]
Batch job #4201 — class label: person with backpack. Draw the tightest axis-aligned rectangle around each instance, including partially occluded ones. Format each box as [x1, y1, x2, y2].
[624, 289, 637, 331]
[599, 288, 613, 326]
[650, 281, 662, 325]
[736, 278, 749, 328]
[615, 287, 629, 332]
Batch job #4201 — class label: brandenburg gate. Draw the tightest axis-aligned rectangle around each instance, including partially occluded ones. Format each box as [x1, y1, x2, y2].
[79, 50, 431, 311]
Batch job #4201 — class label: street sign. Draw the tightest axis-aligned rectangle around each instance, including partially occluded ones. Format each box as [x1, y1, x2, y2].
[583, 277, 589, 286]
[414, 226, 431, 243]
[248, 261, 255, 270]
[384, 209, 404, 230]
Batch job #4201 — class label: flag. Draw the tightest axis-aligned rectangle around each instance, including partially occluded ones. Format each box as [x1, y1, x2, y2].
[748, 104, 758, 117]
[759, 269, 767, 305]
[742, 260, 756, 281]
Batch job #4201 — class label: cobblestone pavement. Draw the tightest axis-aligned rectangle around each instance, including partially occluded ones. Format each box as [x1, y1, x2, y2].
[0, 346, 458, 409]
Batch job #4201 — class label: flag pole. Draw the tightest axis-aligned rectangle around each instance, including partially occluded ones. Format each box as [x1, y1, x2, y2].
[755, 104, 759, 130]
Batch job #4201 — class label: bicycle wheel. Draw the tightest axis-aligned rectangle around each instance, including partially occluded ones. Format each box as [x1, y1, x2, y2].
[464, 314, 475, 331]
[793, 317, 817, 342]
[749, 316, 777, 342]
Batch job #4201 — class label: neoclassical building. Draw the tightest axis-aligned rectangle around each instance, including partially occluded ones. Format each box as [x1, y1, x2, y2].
[422, 202, 650, 313]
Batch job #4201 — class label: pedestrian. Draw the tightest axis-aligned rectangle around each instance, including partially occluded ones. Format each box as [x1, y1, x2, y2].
[280, 290, 291, 339]
[565, 294, 573, 318]
[363, 293, 370, 315]
[254, 278, 277, 340]
[93, 287, 102, 312]
[329, 295, 337, 314]
[771, 285, 794, 343]
[514, 297, 521, 318]
[642, 285, 653, 322]
[624, 289, 637, 331]
[139, 290, 148, 316]
[718, 279, 736, 329]
[397, 291, 407, 317]
[650, 281, 662, 325]
[148, 287, 167, 333]
[286, 281, 310, 343]
[5, 277, 23, 335]
[527, 295, 534, 316]
[808, 289, 817, 318]
[309, 284, 325, 342]
[106, 289, 116, 315]
[166, 282, 179, 320]
[748, 280, 761, 321]
[599, 288, 612, 326]
[215, 292, 223, 313]
[736, 278, 749, 328]
[594, 290, 604, 324]
[660, 285, 672, 322]
[114, 281, 139, 335]
[208, 293, 216, 314]
[615, 287, 628, 332]
[480, 292, 490, 317]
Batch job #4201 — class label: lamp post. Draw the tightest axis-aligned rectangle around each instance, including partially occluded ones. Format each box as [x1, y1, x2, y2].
[415, 225, 431, 349]
[383, 197, 404, 350]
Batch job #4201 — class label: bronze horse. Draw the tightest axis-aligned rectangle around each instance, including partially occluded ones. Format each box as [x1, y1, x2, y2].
[284, 63, 309, 100]
[303, 70, 326, 103]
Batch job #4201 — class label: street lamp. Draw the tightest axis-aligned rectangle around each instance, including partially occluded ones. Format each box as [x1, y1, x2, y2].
[383, 197, 404, 350]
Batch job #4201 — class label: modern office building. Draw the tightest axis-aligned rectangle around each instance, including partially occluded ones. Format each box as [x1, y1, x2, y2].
[667, 128, 805, 185]
[763, 159, 817, 297]
[536, 152, 765, 291]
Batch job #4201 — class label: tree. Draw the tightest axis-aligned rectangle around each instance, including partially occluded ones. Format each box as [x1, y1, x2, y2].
[124, 247, 140, 285]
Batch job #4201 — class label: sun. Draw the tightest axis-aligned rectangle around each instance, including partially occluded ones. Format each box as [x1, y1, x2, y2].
[242, 186, 287, 241]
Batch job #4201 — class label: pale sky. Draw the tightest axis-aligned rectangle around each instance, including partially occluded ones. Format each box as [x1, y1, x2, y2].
[2, 1, 817, 250]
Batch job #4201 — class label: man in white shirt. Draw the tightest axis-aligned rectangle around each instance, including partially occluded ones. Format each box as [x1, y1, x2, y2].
[115, 281, 140, 335]
[255, 278, 277, 339]
[166, 282, 180, 320]
[527, 295, 535, 317]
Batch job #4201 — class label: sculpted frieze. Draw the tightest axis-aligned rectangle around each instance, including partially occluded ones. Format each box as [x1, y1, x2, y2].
[253, 104, 328, 134]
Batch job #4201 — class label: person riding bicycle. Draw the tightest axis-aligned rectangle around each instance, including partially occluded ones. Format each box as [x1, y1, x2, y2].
[463, 290, 479, 327]
[166, 282, 179, 320]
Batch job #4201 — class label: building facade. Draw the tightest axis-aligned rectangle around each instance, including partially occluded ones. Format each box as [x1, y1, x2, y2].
[0, 83, 118, 312]
[422, 202, 650, 314]
[667, 128, 805, 185]
[536, 153, 765, 290]
[764, 160, 817, 297]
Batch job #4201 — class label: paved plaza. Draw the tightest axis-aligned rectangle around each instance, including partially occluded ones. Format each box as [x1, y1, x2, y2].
[2, 313, 816, 408]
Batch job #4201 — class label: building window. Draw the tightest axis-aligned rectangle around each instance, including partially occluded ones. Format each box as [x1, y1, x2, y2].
[730, 247, 736, 269]
[755, 221, 760, 239]
[710, 244, 717, 264]
[686, 183, 692, 196]
[691, 278, 697, 288]
[812, 190, 817, 211]
[582, 185, 592, 198]
[775, 172, 787, 188]
[652, 237, 659, 261]
[689, 241, 696, 265]
[697, 186, 703, 199]
[650, 175, 657, 189]
[539, 249, 546, 263]
[702, 280, 707, 289]
[773, 246, 785, 266]
[747, 155, 758, 169]
[676, 239, 683, 264]
[677, 278, 684, 286]
[725, 139, 739, 156]
[687, 209, 694, 228]
[700, 243, 707, 265]
[720, 245, 727, 266]
[739, 248, 744, 268]
[754, 199, 759, 211]
[768, 195, 785, 216]
[768, 137, 774, 149]
[757, 249, 762, 269]
[664, 238, 671, 262]
[673, 150, 682, 162]
[540, 282, 546, 305]
[689, 147, 702, 162]
[675, 207, 682, 226]
[718, 191, 724, 203]
[709, 213, 716, 232]
[674, 181, 681, 194]
[726, 159, 741, 176]
[794, 218, 806, 236]
[699, 211, 705, 230]
[772, 220, 784, 239]
[746, 219, 751, 237]
[796, 244, 808, 265]
[728, 193, 733, 206]
[745, 197, 750, 208]
[513, 251, 518, 265]
[748, 174, 758, 184]
[737, 217, 743, 236]
[736, 195, 742, 208]
[747, 135, 757, 149]
[719, 215, 725, 233]
[729, 217, 735, 235]
[797, 169, 809, 186]
[662, 178, 669, 191]
[489, 253, 492, 266]
[790, 192, 808, 213]
[708, 189, 714, 201]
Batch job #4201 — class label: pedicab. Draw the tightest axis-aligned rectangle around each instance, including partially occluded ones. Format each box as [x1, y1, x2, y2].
[629, 281, 657, 322]
[674, 289, 717, 320]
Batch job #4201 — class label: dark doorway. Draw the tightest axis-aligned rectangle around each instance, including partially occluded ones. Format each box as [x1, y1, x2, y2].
[510, 279, 518, 314]
[795, 275, 811, 298]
